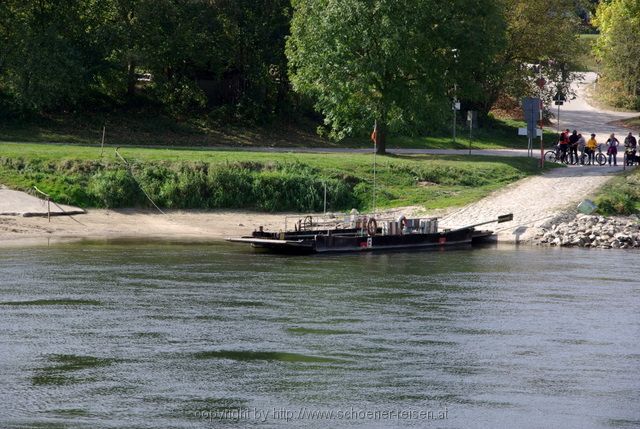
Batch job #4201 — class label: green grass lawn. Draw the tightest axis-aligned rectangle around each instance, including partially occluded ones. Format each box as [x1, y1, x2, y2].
[0, 141, 557, 212]
[386, 118, 557, 150]
[0, 111, 550, 151]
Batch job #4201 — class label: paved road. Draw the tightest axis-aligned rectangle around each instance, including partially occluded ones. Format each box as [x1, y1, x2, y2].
[214, 146, 536, 157]
[556, 72, 639, 139]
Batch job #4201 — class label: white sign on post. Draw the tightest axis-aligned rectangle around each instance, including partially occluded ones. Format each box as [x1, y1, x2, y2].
[518, 128, 542, 137]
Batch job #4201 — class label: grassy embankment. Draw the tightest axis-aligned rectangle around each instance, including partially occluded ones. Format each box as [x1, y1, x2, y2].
[620, 116, 640, 131]
[0, 142, 555, 212]
[594, 167, 640, 216]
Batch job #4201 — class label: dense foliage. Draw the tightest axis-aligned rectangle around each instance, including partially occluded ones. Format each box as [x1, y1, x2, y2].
[484, 0, 583, 110]
[0, 157, 356, 211]
[0, 0, 587, 146]
[287, 0, 506, 153]
[287, 0, 584, 151]
[0, 0, 292, 120]
[593, 0, 640, 110]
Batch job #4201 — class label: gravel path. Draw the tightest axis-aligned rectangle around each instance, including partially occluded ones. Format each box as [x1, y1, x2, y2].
[438, 165, 624, 243]
[557, 72, 639, 137]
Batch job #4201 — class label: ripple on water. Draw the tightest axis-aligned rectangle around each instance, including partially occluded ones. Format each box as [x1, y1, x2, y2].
[31, 355, 116, 386]
[0, 299, 101, 306]
[192, 350, 345, 364]
[286, 327, 359, 336]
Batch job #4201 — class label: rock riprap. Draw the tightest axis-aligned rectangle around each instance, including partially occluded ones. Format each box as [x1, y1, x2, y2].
[535, 214, 640, 249]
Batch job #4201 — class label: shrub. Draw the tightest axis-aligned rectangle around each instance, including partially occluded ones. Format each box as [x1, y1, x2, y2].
[208, 166, 255, 208]
[135, 163, 175, 206]
[253, 171, 321, 212]
[159, 168, 210, 209]
[596, 191, 635, 215]
[324, 178, 358, 211]
[88, 169, 141, 208]
[1, 157, 361, 212]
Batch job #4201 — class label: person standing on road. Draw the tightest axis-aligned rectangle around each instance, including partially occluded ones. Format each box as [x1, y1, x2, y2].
[577, 133, 586, 164]
[606, 133, 620, 166]
[568, 130, 580, 164]
[585, 133, 598, 165]
[624, 132, 637, 165]
[558, 129, 570, 163]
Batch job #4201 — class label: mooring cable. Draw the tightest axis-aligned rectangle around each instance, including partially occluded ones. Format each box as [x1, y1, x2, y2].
[114, 148, 166, 215]
[50, 201, 87, 227]
[31, 186, 87, 227]
[492, 214, 556, 234]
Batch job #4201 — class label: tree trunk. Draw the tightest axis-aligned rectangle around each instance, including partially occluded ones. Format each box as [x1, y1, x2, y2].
[126, 59, 136, 97]
[375, 108, 387, 154]
[375, 123, 386, 154]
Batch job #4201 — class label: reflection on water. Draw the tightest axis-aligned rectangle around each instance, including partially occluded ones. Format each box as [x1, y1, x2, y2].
[0, 242, 639, 428]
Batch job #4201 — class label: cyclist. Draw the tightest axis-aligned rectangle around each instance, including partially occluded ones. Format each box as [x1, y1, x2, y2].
[568, 130, 580, 164]
[558, 129, 570, 163]
[624, 132, 637, 165]
[585, 133, 597, 165]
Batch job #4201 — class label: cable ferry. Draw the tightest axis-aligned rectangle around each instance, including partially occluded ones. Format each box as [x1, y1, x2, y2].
[227, 212, 512, 254]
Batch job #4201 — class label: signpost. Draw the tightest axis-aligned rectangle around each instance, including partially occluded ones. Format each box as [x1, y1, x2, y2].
[553, 90, 566, 135]
[522, 97, 541, 158]
[535, 75, 546, 168]
[467, 110, 476, 155]
[452, 87, 460, 144]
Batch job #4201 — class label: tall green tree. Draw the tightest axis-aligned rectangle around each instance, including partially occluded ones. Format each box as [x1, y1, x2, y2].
[287, 0, 457, 153]
[443, 0, 507, 118]
[594, 0, 640, 109]
[478, 0, 583, 115]
[0, 0, 293, 118]
[0, 0, 111, 112]
[287, 0, 507, 153]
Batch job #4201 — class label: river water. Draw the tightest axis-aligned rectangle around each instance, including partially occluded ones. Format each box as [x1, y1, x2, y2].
[0, 242, 639, 429]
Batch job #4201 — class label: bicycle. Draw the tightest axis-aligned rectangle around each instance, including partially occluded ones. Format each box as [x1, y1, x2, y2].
[544, 144, 570, 164]
[580, 144, 607, 166]
[623, 147, 638, 166]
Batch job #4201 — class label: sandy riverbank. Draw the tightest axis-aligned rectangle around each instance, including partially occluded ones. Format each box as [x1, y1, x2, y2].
[0, 206, 432, 247]
[0, 209, 290, 246]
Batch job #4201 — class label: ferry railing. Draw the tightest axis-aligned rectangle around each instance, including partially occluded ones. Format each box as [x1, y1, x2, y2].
[283, 213, 434, 234]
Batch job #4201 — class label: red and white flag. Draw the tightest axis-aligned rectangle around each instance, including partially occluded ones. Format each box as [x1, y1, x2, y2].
[371, 121, 378, 148]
